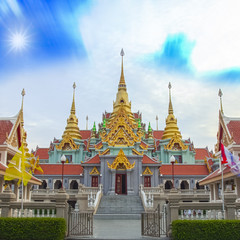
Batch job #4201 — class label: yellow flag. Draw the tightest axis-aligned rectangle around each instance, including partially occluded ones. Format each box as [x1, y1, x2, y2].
[4, 146, 22, 181]
[5, 144, 33, 186]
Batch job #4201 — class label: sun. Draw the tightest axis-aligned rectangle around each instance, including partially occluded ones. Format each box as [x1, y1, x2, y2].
[8, 29, 30, 53]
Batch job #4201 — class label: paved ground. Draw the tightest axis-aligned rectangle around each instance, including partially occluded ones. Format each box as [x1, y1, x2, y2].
[66, 218, 171, 240]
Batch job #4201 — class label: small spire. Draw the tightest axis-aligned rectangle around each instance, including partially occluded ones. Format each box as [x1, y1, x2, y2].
[71, 82, 76, 115]
[93, 122, 96, 132]
[21, 88, 25, 110]
[168, 82, 173, 114]
[138, 119, 141, 129]
[119, 48, 126, 88]
[156, 115, 158, 130]
[86, 115, 88, 130]
[103, 118, 106, 128]
[218, 89, 224, 114]
[148, 122, 152, 133]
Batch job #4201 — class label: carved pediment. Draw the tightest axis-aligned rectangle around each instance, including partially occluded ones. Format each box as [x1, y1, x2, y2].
[56, 133, 79, 150]
[107, 149, 135, 170]
[164, 133, 188, 151]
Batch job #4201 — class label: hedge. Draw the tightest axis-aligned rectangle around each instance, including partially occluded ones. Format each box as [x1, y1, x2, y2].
[172, 220, 240, 240]
[0, 218, 66, 240]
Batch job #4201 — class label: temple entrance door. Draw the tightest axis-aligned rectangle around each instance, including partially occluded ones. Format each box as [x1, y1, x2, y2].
[115, 174, 127, 194]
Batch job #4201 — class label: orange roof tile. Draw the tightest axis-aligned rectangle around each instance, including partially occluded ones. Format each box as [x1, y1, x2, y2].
[199, 167, 233, 184]
[153, 130, 164, 140]
[195, 148, 212, 160]
[83, 154, 100, 164]
[35, 148, 49, 159]
[227, 121, 240, 144]
[34, 164, 83, 175]
[160, 164, 209, 176]
[0, 120, 13, 144]
[142, 155, 160, 164]
[80, 130, 91, 139]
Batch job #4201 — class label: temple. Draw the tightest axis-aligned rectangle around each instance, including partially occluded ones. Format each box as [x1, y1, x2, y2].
[33, 50, 213, 195]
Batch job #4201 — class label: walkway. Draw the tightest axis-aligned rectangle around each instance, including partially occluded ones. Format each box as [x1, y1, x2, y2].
[66, 218, 171, 240]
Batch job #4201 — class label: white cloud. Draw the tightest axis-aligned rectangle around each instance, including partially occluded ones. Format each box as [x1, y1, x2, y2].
[1, 0, 240, 152]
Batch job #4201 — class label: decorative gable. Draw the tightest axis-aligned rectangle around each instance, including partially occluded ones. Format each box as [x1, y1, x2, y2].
[164, 133, 188, 151]
[107, 149, 135, 170]
[90, 167, 100, 175]
[142, 167, 153, 175]
[56, 133, 79, 150]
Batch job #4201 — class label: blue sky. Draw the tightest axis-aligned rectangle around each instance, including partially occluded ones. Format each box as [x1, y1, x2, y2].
[0, 0, 240, 151]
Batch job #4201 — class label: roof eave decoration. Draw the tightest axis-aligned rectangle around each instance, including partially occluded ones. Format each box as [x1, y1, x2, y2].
[95, 142, 103, 150]
[140, 142, 148, 150]
[164, 133, 188, 151]
[107, 149, 135, 170]
[132, 148, 143, 155]
[56, 133, 79, 150]
[90, 167, 100, 175]
[101, 107, 140, 147]
[99, 148, 110, 155]
[143, 167, 153, 175]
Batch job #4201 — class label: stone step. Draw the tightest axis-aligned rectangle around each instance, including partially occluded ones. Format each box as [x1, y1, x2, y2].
[96, 195, 144, 216]
[94, 214, 141, 220]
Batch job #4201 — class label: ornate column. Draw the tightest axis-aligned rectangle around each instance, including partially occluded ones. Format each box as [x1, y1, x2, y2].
[127, 169, 134, 195]
[109, 169, 116, 195]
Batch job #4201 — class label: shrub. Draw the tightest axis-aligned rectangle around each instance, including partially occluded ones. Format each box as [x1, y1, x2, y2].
[0, 218, 66, 240]
[172, 220, 240, 240]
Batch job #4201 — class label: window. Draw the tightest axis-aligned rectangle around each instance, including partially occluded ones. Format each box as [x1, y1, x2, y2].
[144, 176, 151, 187]
[92, 176, 98, 187]
[65, 155, 72, 163]
[174, 155, 182, 163]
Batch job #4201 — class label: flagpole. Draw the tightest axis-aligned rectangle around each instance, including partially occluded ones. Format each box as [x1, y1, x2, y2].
[221, 165, 225, 219]
[21, 176, 24, 217]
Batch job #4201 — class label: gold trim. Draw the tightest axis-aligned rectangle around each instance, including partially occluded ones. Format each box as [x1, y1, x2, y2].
[99, 148, 110, 155]
[143, 167, 153, 175]
[164, 133, 188, 150]
[132, 148, 143, 155]
[102, 107, 140, 146]
[56, 133, 79, 150]
[107, 149, 135, 170]
[90, 167, 100, 175]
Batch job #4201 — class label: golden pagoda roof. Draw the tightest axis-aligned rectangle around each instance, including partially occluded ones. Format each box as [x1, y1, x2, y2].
[111, 49, 134, 122]
[62, 83, 82, 140]
[162, 82, 182, 140]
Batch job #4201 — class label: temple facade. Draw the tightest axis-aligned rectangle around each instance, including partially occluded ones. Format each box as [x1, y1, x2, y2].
[34, 50, 213, 195]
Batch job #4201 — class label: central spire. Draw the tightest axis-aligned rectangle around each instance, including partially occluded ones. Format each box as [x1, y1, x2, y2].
[62, 83, 82, 140]
[168, 82, 173, 114]
[162, 82, 182, 140]
[112, 49, 133, 119]
[119, 49, 126, 89]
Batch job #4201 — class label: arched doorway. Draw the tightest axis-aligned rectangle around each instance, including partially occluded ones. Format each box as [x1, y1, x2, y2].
[39, 180, 47, 189]
[180, 180, 189, 189]
[70, 180, 78, 189]
[54, 180, 62, 189]
[165, 180, 173, 189]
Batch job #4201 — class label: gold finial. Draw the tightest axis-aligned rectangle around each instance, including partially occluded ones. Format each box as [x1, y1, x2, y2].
[21, 88, 25, 110]
[119, 48, 126, 88]
[156, 115, 158, 130]
[62, 83, 81, 140]
[162, 82, 182, 140]
[218, 89, 224, 114]
[168, 82, 173, 114]
[71, 82, 76, 115]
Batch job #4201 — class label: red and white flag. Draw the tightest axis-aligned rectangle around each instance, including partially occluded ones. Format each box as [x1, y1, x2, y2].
[221, 143, 240, 174]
